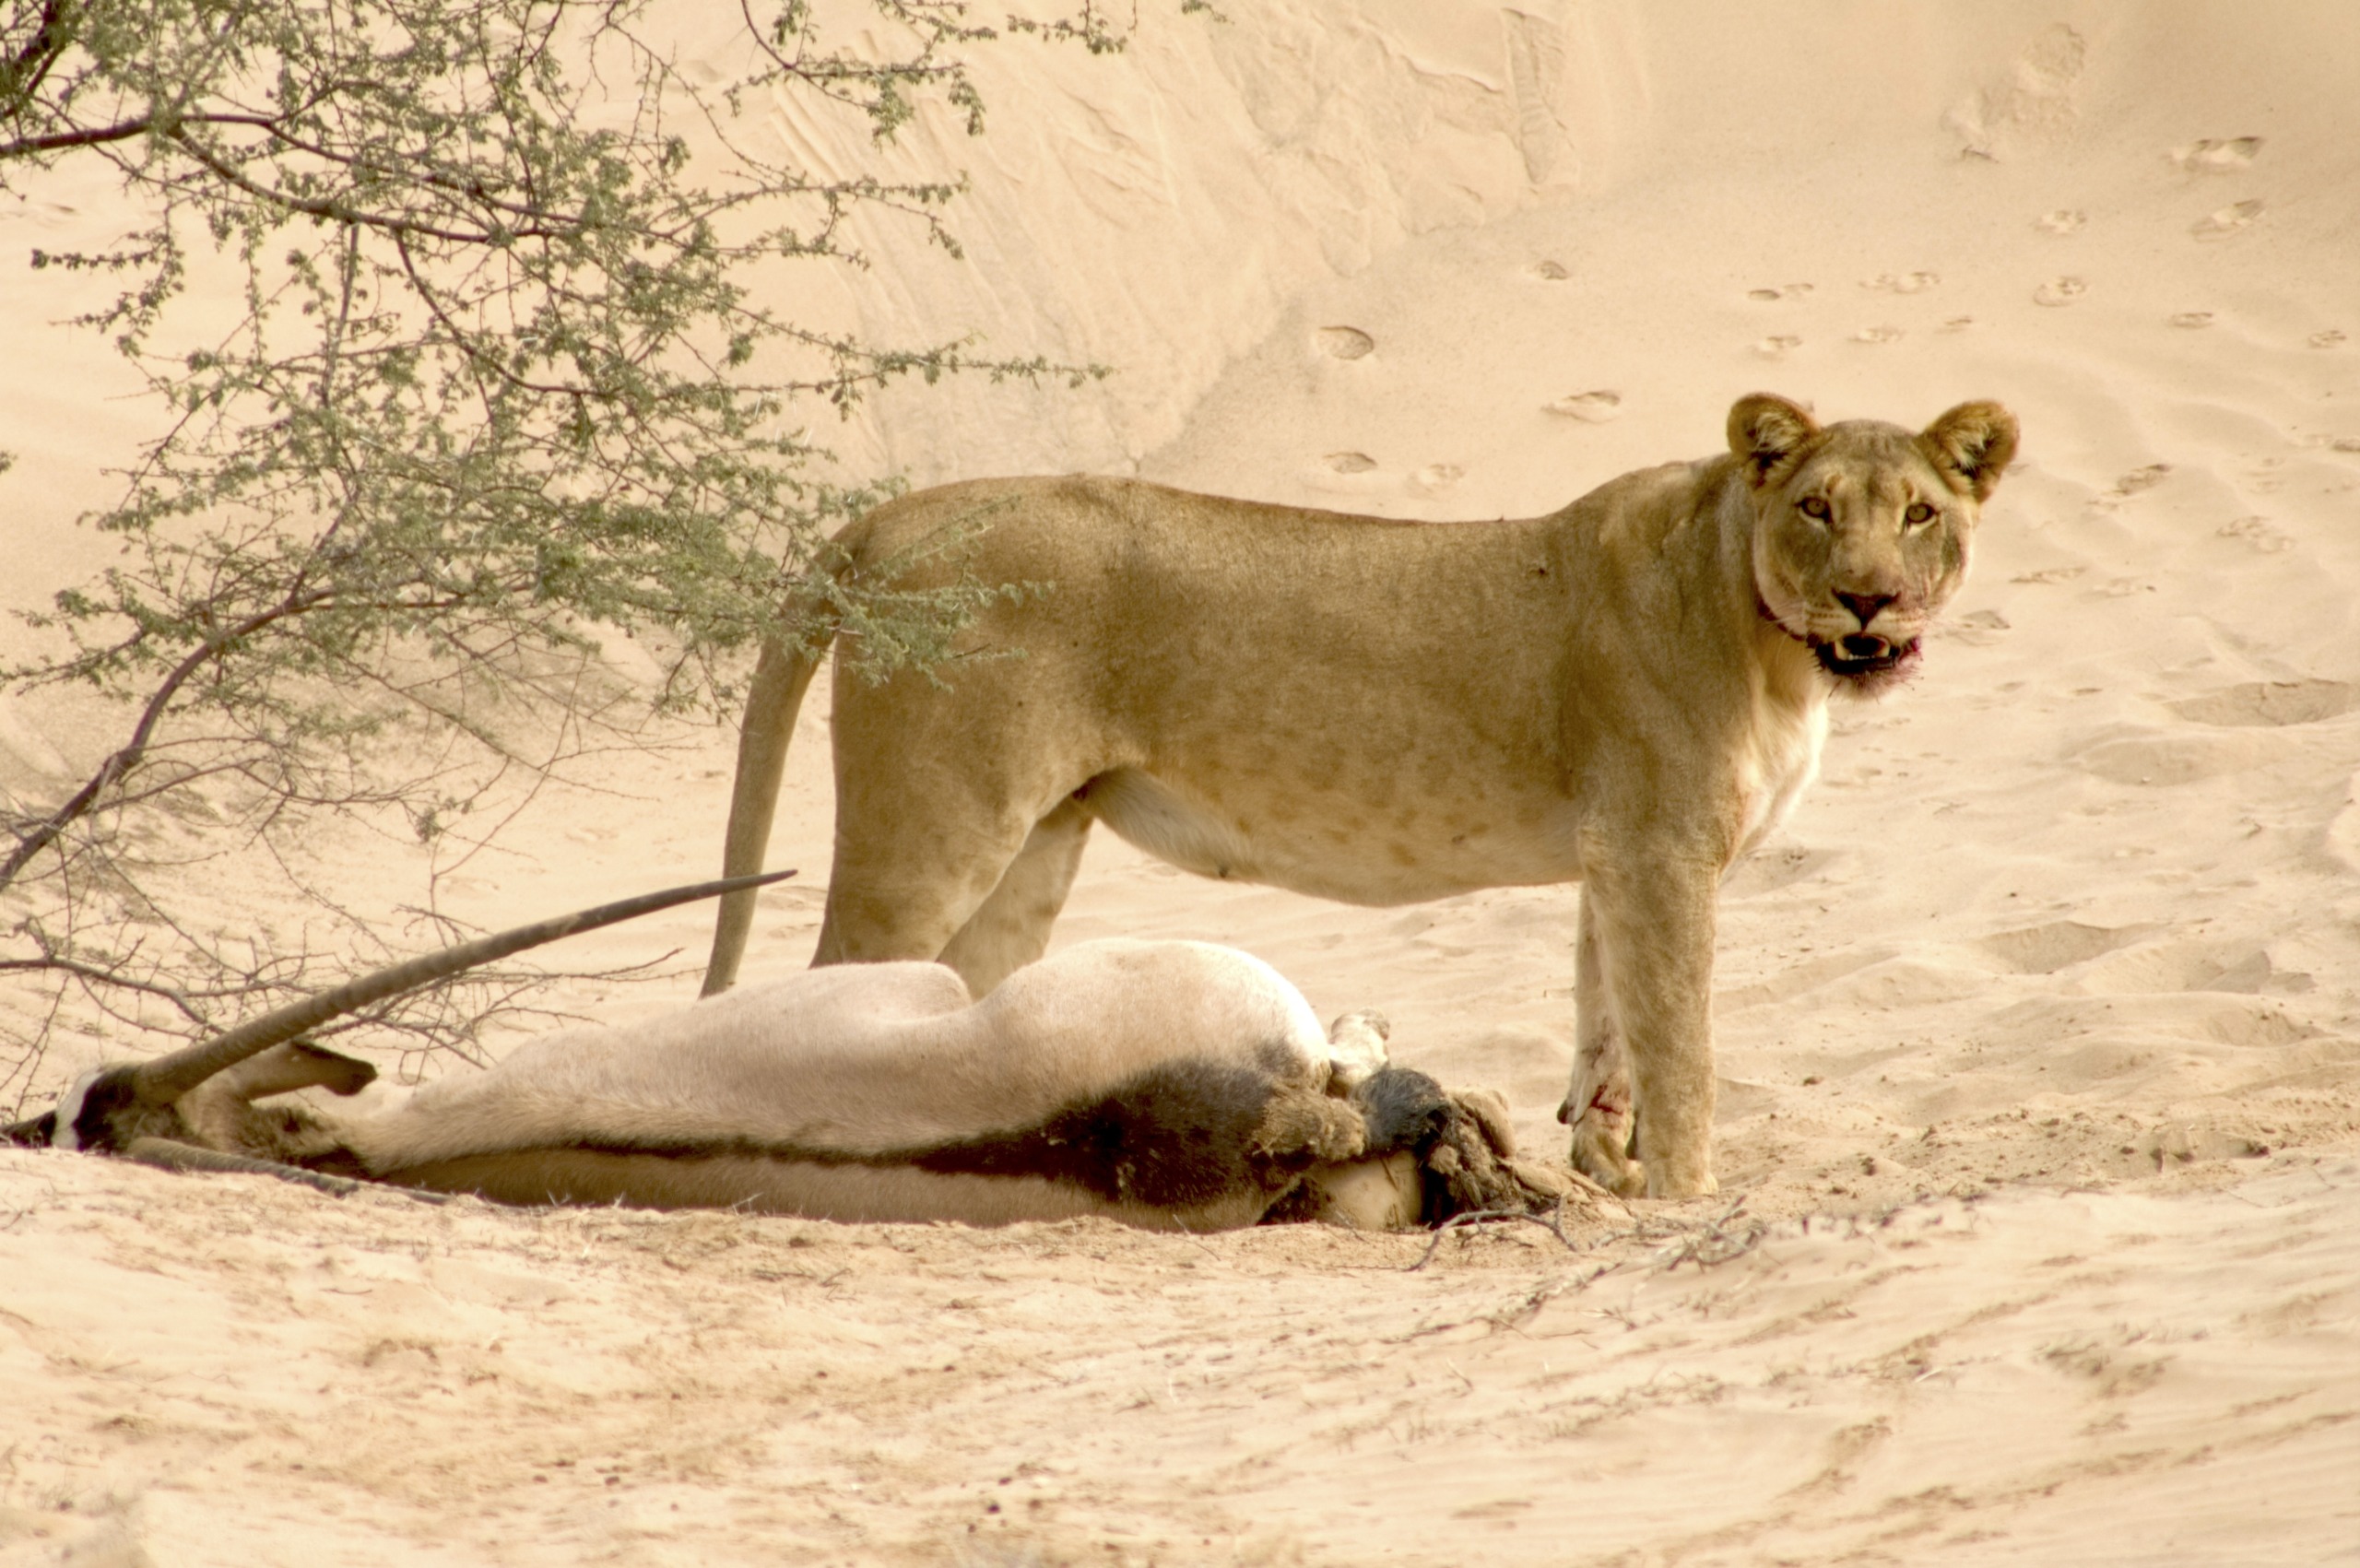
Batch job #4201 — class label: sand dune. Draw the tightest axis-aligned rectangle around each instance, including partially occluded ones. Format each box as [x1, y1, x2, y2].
[5, 4, 2359, 1563]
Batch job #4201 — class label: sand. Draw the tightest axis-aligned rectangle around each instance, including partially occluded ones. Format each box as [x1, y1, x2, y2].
[5, 3, 2359, 1563]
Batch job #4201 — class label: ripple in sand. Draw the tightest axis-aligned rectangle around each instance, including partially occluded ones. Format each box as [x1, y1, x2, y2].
[1978, 920, 2152, 975]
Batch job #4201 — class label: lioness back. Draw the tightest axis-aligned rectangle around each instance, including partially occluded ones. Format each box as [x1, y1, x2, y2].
[832, 470, 1731, 904]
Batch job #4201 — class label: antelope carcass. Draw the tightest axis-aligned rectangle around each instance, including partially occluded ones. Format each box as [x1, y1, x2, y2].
[4, 876, 1570, 1231]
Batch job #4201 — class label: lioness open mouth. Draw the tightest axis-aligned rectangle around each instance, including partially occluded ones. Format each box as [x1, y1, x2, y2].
[1814, 632, 1918, 682]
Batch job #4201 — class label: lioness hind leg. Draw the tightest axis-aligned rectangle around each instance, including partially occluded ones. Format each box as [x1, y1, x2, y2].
[933, 796, 1094, 995]
[1562, 890, 1646, 1197]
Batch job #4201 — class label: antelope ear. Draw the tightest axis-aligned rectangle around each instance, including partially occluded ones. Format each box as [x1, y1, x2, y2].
[1728, 394, 1819, 489]
[1920, 400, 2020, 501]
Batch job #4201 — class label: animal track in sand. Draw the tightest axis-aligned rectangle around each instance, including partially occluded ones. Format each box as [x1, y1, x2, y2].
[2036, 208, 2087, 235]
[1949, 608, 2011, 646]
[2173, 136, 2263, 173]
[2034, 277, 2087, 307]
[1860, 271, 1940, 294]
[1528, 260, 1570, 281]
[1720, 843, 1839, 899]
[2108, 464, 2172, 497]
[2079, 729, 2288, 786]
[2191, 199, 2263, 241]
[1410, 464, 1463, 494]
[1752, 336, 1801, 360]
[1941, 317, 1976, 333]
[2169, 311, 2214, 329]
[2310, 329, 2347, 349]
[1852, 325, 1905, 345]
[2172, 679, 2358, 728]
[1323, 451, 1376, 474]
[1544, 390, 1622, 422]
[1316, 326, 1375, 360]
[1746, 282, 1814, 301]
[2215, 515, 2293, 553]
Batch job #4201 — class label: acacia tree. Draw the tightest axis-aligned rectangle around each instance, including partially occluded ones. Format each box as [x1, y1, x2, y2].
[0, 0, 1128, 1103]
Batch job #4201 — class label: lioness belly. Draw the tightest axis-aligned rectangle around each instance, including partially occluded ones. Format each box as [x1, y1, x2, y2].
[1080, 766, 1584, 905]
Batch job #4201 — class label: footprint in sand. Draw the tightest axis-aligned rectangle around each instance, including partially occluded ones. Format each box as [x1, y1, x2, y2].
[1941, 316, 1976, 333]
[2310, 329, 2347, 349]
[1746, 282, 1814, 301]
[1316, 326, 1375, 360]
[2036, 208, 2088, 235]
[2034, 277, 2087, 307]
[1752, 335, 1801, 360]
[1860, 271, 1940, 294]
[2173, 136, 2263, 173]
[1852, 325, 1905, 345]
[2191, 199, 2263, 241]
[1544, 390, 1622, 422]
[1528, 260, 1570, 281]
[2108, 464, 2172, 498]
[1410, 463, 1463, 494]
[2216, 515, 2292, 552]
[1324, 451, 1376, 474]
[2174, 679, 2357, 727]
[2170, 311, 2214, 329]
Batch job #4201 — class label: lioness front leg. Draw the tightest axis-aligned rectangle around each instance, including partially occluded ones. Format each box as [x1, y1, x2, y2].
[1562, 890, 1645, 1197]
[1577, 847, 1721, 1199]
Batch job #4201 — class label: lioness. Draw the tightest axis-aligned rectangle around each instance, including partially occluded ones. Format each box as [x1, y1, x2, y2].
[702, 395, 2017, 1198]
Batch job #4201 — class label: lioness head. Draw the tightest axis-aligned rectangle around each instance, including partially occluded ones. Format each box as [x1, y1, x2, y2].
[1730, 394, 2018, 695]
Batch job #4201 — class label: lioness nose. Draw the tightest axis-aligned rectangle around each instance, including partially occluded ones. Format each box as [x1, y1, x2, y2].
[1835, 590, 1893, 628]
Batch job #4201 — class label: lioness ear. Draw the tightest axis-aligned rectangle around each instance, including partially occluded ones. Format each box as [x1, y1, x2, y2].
[1728, 395, 1819, 489]
[1920, 400, 2019, 501]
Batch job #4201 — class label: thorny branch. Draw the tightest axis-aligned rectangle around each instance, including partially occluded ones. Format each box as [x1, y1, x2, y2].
[0, 0, 1157, 1096]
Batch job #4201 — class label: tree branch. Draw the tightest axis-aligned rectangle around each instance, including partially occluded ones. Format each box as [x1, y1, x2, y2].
[0, 591, 326, 890]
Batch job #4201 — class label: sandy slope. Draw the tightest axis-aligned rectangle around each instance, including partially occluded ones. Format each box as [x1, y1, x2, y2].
[6, 3, 2360, 1563]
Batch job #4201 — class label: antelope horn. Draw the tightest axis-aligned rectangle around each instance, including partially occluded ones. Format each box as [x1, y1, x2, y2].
[124, 869, 797, 1107]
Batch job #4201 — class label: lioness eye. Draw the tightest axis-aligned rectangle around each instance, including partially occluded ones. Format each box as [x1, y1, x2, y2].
[1904, 501, 1936, 526]
[1798, 496, 1833, 522]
